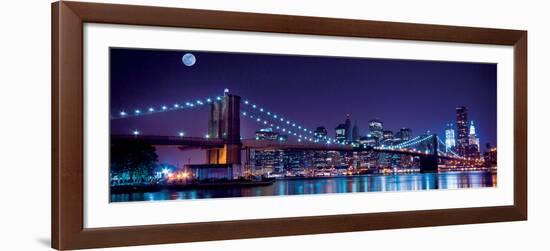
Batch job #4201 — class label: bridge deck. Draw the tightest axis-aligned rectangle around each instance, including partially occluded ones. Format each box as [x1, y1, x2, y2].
[112, 135, 465, 160]
[241, 139, 353, 151]
[111, 135, 225, 148]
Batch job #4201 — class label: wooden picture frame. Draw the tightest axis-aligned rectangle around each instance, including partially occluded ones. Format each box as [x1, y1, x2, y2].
[52, 1, 527, 250]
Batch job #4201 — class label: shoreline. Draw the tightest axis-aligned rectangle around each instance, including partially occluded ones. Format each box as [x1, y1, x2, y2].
[110, 170, 495, 194]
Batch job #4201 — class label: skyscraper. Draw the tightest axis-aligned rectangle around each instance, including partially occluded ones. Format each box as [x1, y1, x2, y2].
[445, 123, 456, 150]
[335, 124, 347, 144]
[456, 106, 469, 156]
[368, 119, 384, 143]
[335, 115, 353, 144]
[469, 121, 480, 149]
[314, 126, 328, 142]
[394, 128, 412, 143]
[382, 130, 394, 145]
[344, 114, 352, 142]
[352, 120, 359, 142]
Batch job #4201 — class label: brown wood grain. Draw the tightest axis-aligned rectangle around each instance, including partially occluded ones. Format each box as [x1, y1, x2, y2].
[52, 1, 527, 250]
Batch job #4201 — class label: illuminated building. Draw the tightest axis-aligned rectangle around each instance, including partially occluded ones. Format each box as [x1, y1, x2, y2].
[359, 134, 378, 147]
[462, 120, 480, 158]
[250, 149, 283, 175]
[251, 128, 288, 175]
[313, 150, 329, 168]
[368, 119, 384, 143]
[314, 126, 328, 142]
[255, 128, 279, 141]
[352, 121, 359, 142]
[465, 144, 480, 159]
[484, 143, 497, 167]
[382, 130, 394, 145]
[344, 115, 352, 142]
[282, 150, 310, 173]
[469, 121, 480, 149]
[335, 124, 347, 144]
[456, 106, 469, 156]
[394, 128, 412, 143]
[335, 114, 353, 144]
[445, 123, 456, 150]
[188, 164, 233, 180]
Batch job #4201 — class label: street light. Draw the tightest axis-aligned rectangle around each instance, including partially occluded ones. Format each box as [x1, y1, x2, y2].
[132, 130, 140, 136]
[178, 131, 185, 137]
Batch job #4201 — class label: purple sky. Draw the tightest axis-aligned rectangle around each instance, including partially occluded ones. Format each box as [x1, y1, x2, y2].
[110, 48, 496, 165]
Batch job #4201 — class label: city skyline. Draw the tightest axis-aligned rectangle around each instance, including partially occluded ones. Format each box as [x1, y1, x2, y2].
[110, 48, 497, 165]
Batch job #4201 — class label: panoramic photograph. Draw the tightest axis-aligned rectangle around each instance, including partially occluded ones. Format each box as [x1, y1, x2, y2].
[109, 48, 497, 202]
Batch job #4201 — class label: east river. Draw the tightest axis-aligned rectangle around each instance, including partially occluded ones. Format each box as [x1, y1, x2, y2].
[111, 171, 496, 202]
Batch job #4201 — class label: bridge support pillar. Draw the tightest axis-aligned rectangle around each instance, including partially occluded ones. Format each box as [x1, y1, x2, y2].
[419, 155, 438, 173]
[206, 94, 242, 175]
[420, 134, 439, 173]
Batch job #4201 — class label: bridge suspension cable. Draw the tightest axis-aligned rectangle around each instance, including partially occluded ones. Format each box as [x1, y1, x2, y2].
[386, 134, 433, 150]
[111, 95, 224, 120]
[436, 136, 461, 157]
[240, 98, 336, 144]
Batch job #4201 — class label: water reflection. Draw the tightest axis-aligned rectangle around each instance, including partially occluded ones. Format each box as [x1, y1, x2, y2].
[111, 171, 497, 202]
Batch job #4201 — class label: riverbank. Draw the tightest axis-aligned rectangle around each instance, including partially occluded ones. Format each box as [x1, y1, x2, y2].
[111, 171, 497, 202]
[110, 178, 275, 194]
[276, 169, 494, 181]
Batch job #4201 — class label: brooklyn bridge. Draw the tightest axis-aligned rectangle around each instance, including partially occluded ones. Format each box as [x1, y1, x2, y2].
[112, 89, 481, 179]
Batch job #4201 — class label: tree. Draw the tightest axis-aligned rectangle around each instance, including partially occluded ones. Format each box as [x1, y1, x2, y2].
[110, 139, 158, 184]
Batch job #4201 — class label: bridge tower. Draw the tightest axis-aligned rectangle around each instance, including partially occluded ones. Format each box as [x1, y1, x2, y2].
[420, 134, 439, 173]
[206, 93, 242, 166]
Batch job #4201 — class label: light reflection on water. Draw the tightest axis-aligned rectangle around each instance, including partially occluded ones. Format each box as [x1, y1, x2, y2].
[111, 171, 496, 202]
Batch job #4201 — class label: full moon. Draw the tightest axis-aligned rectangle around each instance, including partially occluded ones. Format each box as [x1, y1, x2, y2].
[182, 53, 196, 66]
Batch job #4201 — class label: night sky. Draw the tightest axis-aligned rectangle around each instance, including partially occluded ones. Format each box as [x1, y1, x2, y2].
[110, 48, 496, 165]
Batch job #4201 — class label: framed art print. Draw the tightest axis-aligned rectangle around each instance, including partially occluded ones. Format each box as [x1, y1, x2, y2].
[52, 1, 527, 250]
